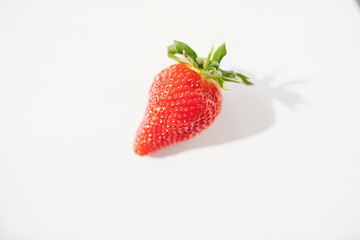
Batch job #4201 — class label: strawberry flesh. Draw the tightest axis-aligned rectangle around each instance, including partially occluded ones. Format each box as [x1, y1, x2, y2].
[134, 63, 222, 156]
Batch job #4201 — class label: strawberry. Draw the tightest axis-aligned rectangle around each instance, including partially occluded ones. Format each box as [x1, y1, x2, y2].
[134, 41, 253, 156]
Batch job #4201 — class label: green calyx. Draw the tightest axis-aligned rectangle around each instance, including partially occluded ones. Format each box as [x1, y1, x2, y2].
[167, 40, 253, 90]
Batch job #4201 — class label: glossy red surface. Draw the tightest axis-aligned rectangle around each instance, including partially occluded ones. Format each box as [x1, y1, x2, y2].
[134, 63, 222, 156]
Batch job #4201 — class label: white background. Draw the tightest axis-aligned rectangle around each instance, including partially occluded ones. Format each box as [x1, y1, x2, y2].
[1, 0, 360, 239]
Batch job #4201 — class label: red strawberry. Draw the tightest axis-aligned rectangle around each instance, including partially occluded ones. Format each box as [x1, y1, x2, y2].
[134, 41, 252, 156]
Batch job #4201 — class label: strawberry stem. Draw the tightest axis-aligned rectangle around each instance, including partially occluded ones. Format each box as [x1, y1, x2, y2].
[203, 45, 214, 71]
[167, 40, 253, 89]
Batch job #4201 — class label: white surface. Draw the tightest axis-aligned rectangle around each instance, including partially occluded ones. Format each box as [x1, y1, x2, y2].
[1, 0, 360, 239]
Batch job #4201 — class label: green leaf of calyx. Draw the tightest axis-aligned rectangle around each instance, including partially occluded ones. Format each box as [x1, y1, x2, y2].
[236, 73, 254, 85]
[211, 43, 227, 64]
[220, 70, 253, 85]
[213, 77, 229, 90]
[168, 40, 198, 66]
[209, 61, 220, 68]
[221, 70, 236, 78]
